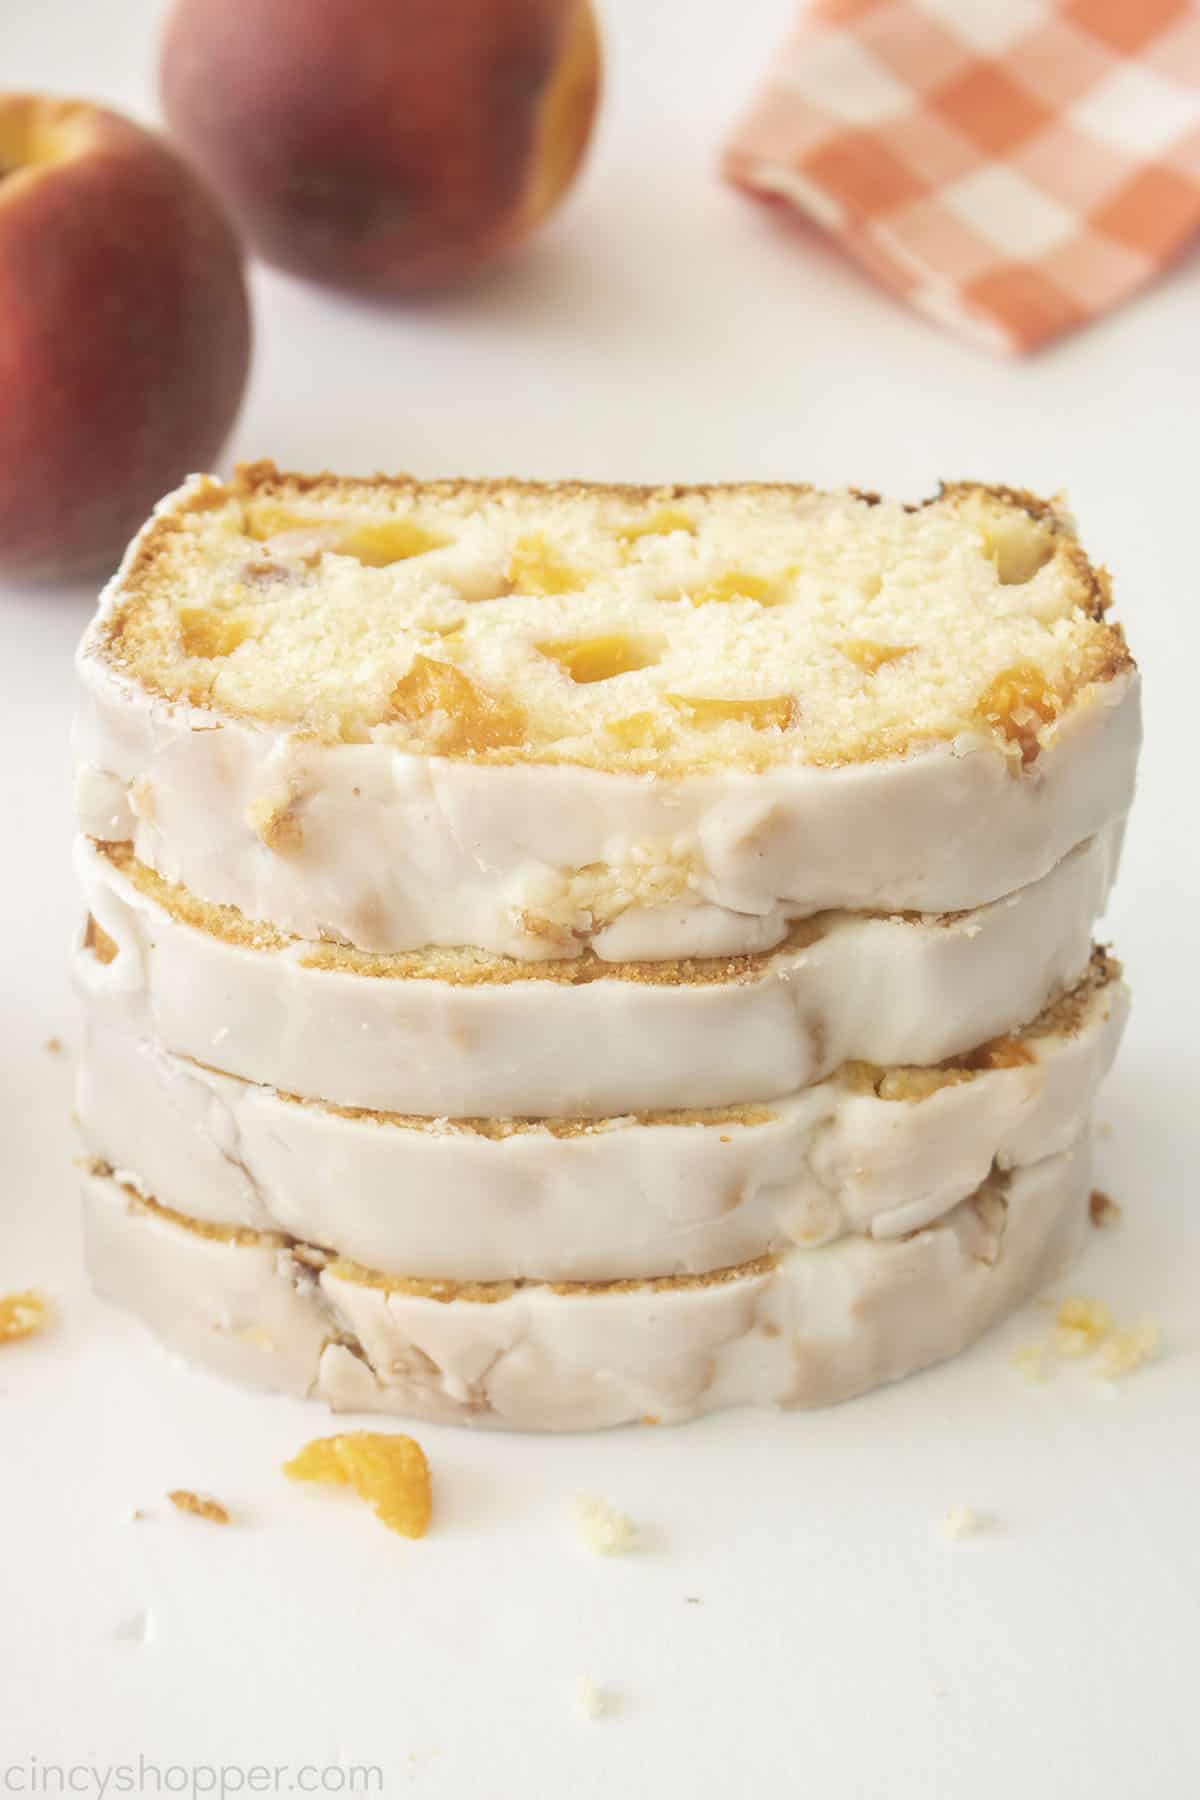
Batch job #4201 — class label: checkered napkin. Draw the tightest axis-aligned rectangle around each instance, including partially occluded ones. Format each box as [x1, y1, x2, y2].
[724, 0, 1200, 351]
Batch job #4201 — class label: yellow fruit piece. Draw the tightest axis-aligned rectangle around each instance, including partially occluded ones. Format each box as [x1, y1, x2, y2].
[977, 663, 1060, 766]
[168, 1489, 231, 1525]
[284, 1431, 432, 1539]
[606, 711, 674, 751]
[387, 655, 527, 754]
[178, 608, 254, 659]
[689, 570, 779, 607]
[981, 519, 1054, 586]
[1053, 1296, 1113, 1358]
[508, 534, 584, 595]
[667, 692, 798, 731]
[245, 505, 445, 564]
[0, 1290, 51, 1344]
[335, 520, 448, 565]
[538, 633, 661, 684]
[244, 503, 310, 541]
[839, 639, 914, 674]
[615, 507, 696, 545]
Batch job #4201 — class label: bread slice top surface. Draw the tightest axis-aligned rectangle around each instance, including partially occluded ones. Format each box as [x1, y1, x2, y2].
[90, 462, 1132, 774]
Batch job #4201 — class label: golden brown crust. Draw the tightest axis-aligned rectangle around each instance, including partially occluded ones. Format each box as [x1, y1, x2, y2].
[95, 840, 833, 987]
[808, 947, 1118, 1101]
[103, 1171, 778, 1299]
[326, 1251, 780, 1303]
[90, 1164, 289, 1248]
[306, 1098, 781, 1134]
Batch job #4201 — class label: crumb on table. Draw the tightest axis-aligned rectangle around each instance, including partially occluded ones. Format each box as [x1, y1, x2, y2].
[1088, 1190, 1122, 1229]
[44, 1036, 65, 1055]
[168, 1489, 231, 1525]
[574, 1494, 638, 1556]
[941, 1504, 984, 1539]
[574, 1675, 605, 1721]
[1053, 1296, 1113, 1358]
[0, 1290, 52, 1344]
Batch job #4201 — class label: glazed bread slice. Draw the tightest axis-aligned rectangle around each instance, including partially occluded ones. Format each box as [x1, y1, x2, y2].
[75, 831, 1115, 1119]
[74, 463, 1140, 957]
[77, 954, 1125, 1281]
[82, 1140, 1091, 1431]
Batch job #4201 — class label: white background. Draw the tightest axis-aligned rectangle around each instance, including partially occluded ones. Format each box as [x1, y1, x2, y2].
[4, 2, 1198, 1795]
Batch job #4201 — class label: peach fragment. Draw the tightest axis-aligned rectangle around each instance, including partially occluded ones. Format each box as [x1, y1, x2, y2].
[508, 534, 585, 595]
[977, 663, 1061, 765]
[667, 692, 798, 731]
[387, 655, 528, 753]
[284, 1431, 432, 1538]
[615, 507, 695, 545]
[0, 1290, 51, 1344]
[688, 571, 779, 607]
[178, 607, 255, 659]
[839, 639, 914, 674]
[538, 634, 661, 684]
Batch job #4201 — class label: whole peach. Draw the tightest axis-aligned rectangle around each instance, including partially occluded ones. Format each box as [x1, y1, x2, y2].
[160, 0, 601, 296]
[0, 95, 251, 583]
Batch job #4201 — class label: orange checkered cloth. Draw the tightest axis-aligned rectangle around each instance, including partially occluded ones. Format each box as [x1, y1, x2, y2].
[724, 0, 1200, 352]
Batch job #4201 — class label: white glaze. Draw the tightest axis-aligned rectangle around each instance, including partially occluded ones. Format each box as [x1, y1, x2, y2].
[81, 1140, 1091, 1432]
[75, 828, 1116, 1119]
[77, 967, 1125, 1280]
[74, 503, 1141, 961]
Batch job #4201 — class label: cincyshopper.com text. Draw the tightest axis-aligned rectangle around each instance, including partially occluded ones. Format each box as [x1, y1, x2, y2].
[2, 1761, 383, 1798]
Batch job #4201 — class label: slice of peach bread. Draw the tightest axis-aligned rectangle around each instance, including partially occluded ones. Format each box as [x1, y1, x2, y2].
[74, 465, 1139, 954]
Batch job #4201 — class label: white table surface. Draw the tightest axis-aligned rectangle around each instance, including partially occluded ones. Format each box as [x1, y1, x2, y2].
[4, 2, 1198, 1794]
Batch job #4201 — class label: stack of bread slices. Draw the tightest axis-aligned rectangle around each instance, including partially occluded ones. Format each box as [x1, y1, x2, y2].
[72, 464, 1139, 1431]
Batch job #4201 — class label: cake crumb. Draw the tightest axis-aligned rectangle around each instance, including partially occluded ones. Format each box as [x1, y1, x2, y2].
[573, 1675, 605, 1721]
[114, 1608, 157, 1645]
[168, 1489, 231, 1525]
[1011, 1341, 1049, 1383]
[574, 1494, 638, 1556]
[1095, 1322, 1161, 1381]
[284, 1431, 432, 1538]
[941, 1504, 984, 1540]
[1053, 1296, 1113, 1358]
[0, 1290, 52, 1344]
[1088, 1190, 1122, 1229]
[44, 1035, 64, 1055]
